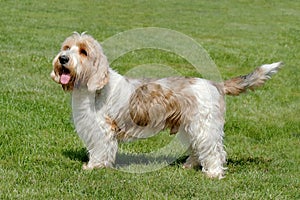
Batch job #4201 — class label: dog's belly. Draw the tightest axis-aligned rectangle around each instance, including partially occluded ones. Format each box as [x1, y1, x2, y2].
[106, 114, 166, 142]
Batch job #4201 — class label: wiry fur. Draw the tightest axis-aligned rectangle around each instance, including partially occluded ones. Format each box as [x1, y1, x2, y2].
[51, 33, 282, 179]
[224, 63, 282, 95]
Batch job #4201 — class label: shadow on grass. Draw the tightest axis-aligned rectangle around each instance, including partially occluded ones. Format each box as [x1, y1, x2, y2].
[227, 156, 272, 172]
[62, 148, 89, 163]
[115, 153, 188, 166]
[62, 148, 190, 168]
[62, 148, 271, 171]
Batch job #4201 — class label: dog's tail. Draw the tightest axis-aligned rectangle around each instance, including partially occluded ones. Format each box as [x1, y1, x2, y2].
[223, 61, 283, 96]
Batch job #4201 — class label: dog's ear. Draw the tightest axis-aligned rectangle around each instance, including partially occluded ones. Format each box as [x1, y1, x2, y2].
[87, 52, 109, 92]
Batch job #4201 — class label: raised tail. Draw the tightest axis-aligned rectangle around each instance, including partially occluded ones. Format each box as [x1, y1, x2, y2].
[224, 61, 283, 96]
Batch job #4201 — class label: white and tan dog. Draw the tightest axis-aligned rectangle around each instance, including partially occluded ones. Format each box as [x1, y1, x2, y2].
[51, 32, 282, 179]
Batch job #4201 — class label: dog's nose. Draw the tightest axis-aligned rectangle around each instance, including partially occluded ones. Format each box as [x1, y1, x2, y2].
[59, 55, 69, 65]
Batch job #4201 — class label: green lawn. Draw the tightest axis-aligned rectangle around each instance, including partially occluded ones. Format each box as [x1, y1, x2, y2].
[1, 0, 299, 199]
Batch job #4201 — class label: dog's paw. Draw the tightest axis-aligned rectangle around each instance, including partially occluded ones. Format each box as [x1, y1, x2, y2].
[182, 163, 194, 169]
[205, 171, 225, 180]
[183, 159, 199, 169]
[82, 161, 113, 170]
[82, 163, 93, 170]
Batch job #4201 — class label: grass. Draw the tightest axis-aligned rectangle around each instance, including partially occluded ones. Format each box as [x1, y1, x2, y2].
[0, 0, 299, 199]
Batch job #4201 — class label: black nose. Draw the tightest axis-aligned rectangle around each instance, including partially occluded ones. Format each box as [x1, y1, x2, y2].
[59, 55, 69, 65]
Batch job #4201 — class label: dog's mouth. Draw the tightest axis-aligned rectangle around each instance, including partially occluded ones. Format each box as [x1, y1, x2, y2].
[60, 67, 71, 85]
[53, 66, 76, 91]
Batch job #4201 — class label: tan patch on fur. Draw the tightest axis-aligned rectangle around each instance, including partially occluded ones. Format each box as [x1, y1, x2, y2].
[223, 76, 246, 96]
[115, 131, 131, 141]
[105, 116, 120, 132]
[129, 80, 197, 135]
[130, 83, 181, 128]
[105, 115, 132, 141]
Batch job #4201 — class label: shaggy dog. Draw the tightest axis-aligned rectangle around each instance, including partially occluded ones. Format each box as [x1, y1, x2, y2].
[51, 32, 282, 179]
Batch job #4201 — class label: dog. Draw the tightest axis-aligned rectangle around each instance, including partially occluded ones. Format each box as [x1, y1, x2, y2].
[51, 32, 282, 179]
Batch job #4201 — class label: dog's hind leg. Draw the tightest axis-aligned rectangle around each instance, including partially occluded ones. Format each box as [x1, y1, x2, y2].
[184, 109, 227, 179]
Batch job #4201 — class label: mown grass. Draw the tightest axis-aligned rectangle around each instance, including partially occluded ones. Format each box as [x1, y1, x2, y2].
[0, 0, 299, 199]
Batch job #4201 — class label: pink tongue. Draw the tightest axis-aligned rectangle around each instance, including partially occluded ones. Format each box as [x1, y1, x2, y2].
[60, 74, 71, 84]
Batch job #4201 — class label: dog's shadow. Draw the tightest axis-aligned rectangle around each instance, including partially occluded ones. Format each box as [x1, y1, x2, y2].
[62, 148, 189, 167]
[116, 153, 189, 167]
[62, 148, 89, 163]
[62, 148, 271, 170]
[227, 156, 272, 167]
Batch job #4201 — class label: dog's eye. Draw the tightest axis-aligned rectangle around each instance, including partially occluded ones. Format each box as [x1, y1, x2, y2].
[63, 46, 70, 51]
[80, 49, 88, 56]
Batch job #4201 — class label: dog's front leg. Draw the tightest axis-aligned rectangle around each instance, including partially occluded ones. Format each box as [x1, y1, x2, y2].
[72, 90, 119, 170]
[82, 131, 118, 170]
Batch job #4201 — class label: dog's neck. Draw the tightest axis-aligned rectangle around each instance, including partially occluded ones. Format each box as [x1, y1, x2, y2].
[96, 69, 142, 118]
[71, 68, 137, 129]
[72, 69, 126, 106]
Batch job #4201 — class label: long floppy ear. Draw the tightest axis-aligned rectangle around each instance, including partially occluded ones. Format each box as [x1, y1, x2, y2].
[87, 52, 109, 92]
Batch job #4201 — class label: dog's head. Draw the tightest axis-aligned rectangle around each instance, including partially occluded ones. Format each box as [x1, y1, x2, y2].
[51, 32, 109, 91]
